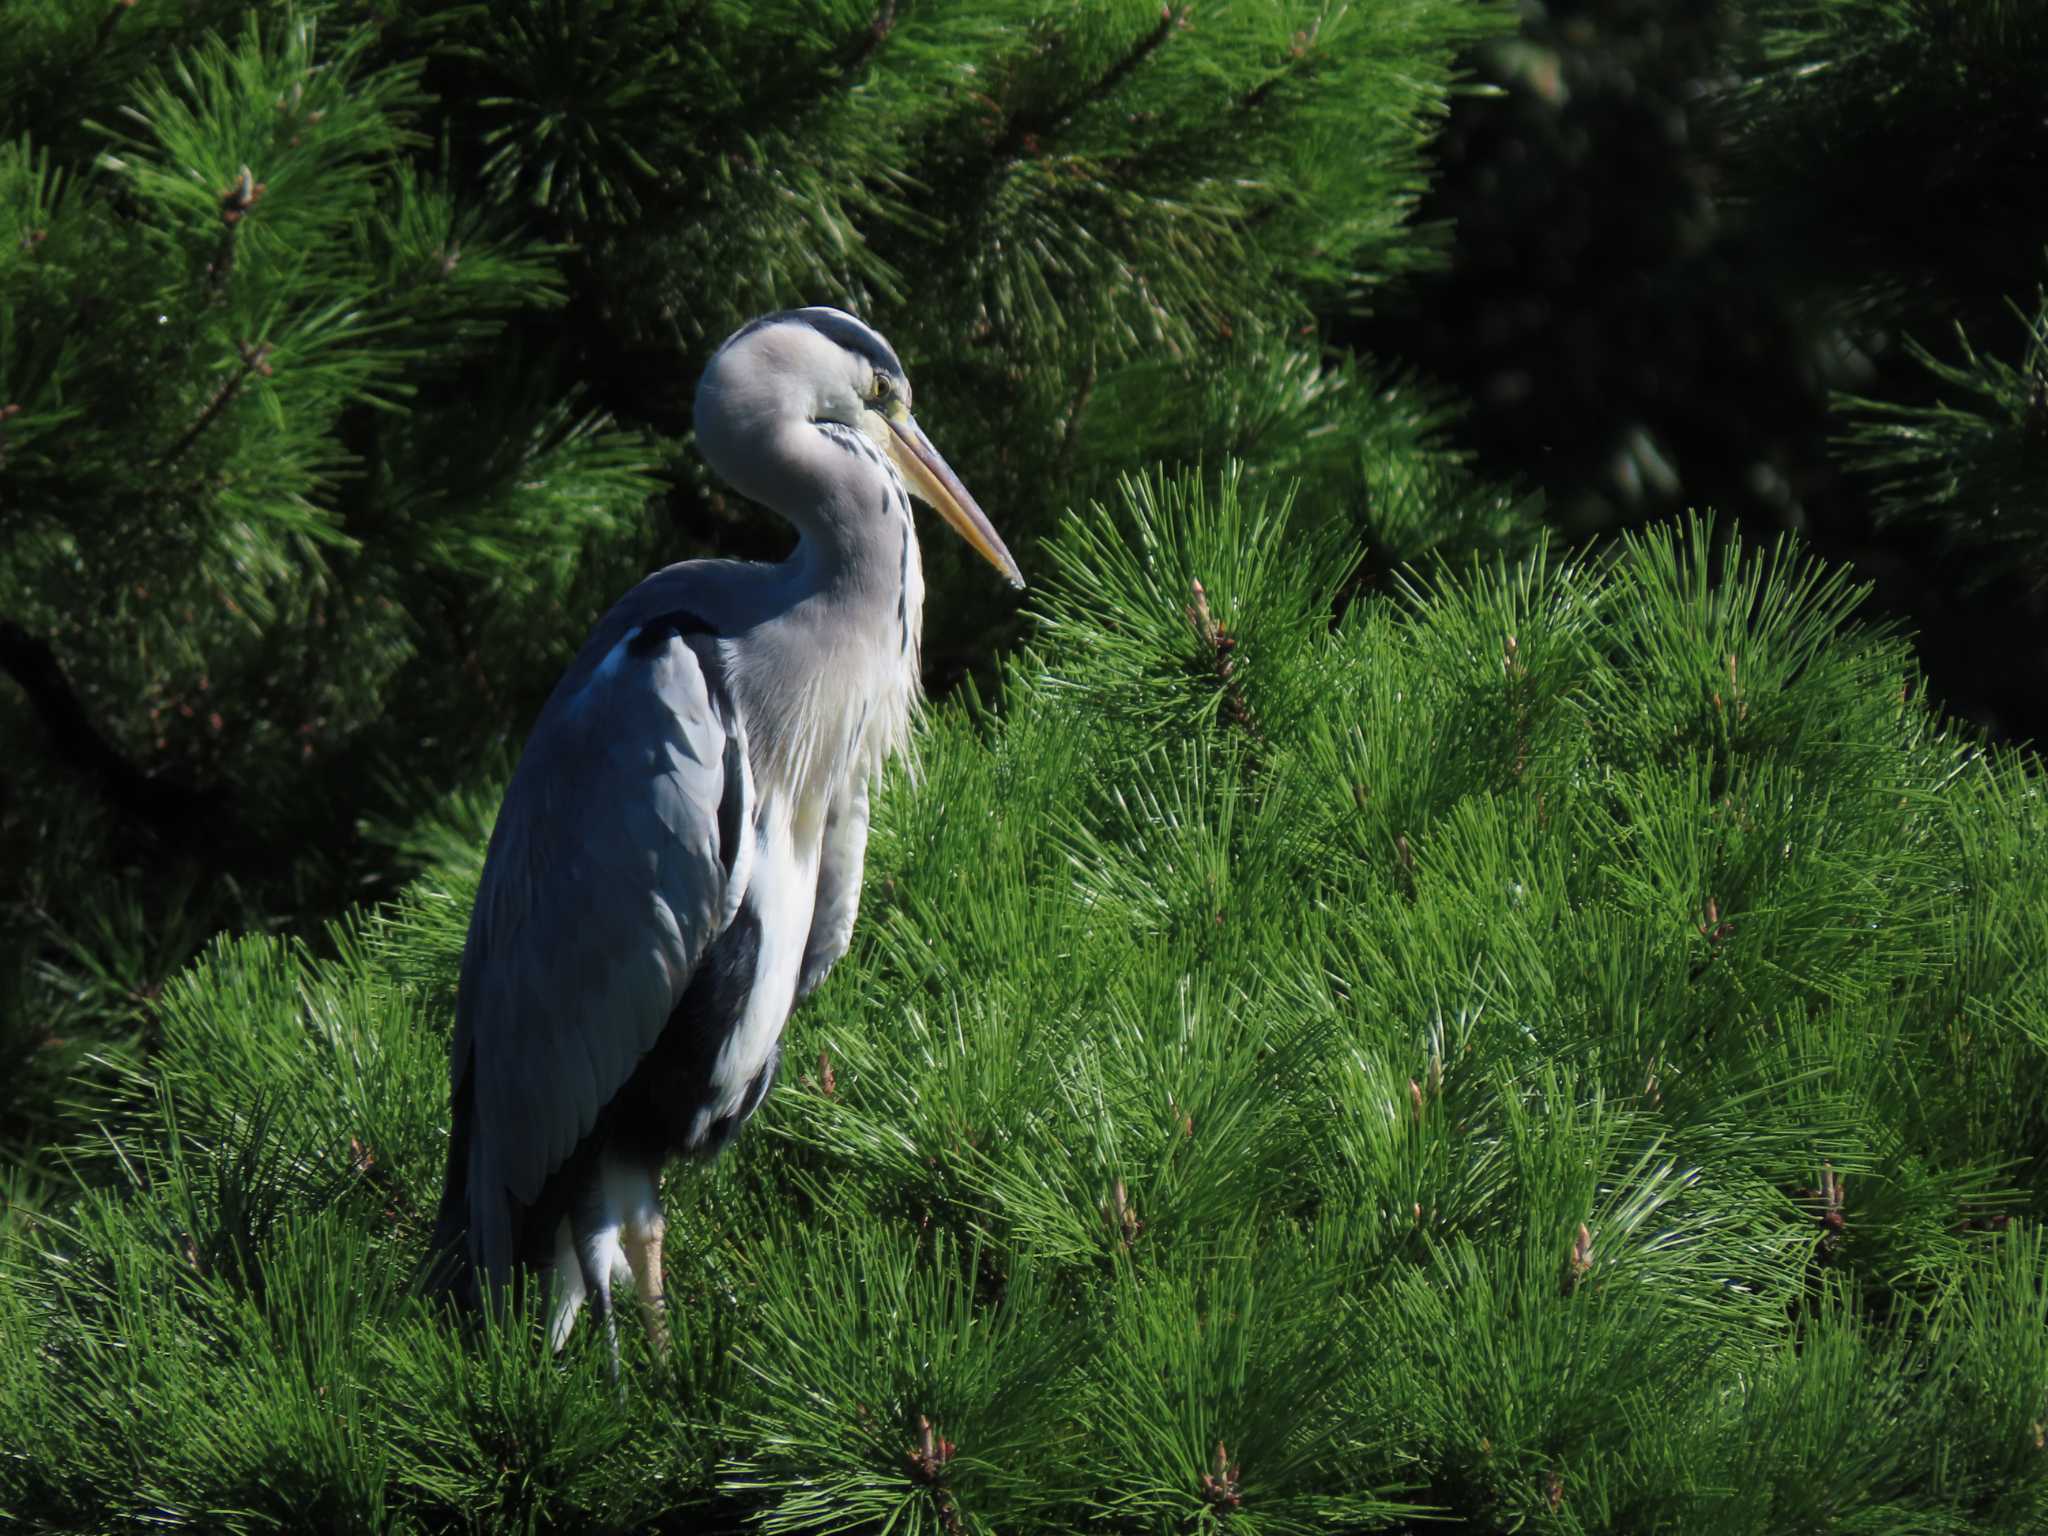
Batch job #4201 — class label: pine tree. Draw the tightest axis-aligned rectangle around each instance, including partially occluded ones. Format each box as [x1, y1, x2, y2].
[0, 0, 1522, 1202]
[11, 6, 2047, 1529]
[4, 479, 2044, 1532]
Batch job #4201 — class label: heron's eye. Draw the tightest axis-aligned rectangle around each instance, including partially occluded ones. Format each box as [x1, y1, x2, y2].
[869, 372, 893, 404]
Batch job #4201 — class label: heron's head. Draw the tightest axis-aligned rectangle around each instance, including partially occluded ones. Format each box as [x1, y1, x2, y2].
[693, 308, 1023, 588]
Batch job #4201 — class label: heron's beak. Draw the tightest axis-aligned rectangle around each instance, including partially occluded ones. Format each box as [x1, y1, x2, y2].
[882, 407, 1024, 589]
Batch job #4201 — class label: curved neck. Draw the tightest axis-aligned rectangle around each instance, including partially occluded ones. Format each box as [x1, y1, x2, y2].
[788, 514, 916, 608]
[753, 419, 915, 608]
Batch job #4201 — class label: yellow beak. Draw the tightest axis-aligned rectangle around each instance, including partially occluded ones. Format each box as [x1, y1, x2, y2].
[881, 407, 1024, 589]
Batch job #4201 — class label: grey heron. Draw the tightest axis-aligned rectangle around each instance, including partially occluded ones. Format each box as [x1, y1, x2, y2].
[425, 308, 1022, 1363]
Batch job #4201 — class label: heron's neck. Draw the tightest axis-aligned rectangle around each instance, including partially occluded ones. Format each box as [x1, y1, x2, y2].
[789, 513, 922, 622]
[736, 515, 923, 816]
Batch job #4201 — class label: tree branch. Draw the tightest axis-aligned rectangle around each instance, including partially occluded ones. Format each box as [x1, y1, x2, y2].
[157, 340, 271, 468]
[0, 619, 219, 828]
[996, 7, 1184, 160]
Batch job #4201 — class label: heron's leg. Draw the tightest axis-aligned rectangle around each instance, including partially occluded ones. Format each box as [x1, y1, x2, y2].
[609, 1157, 668, 1353]
[569, 1195, 627, 1389]
[623, 1210, 667, 1353]
[546, 1218, 586, 1353]
[581, 1242, 621, 1390]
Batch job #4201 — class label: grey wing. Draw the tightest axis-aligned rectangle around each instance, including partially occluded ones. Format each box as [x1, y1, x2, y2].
[450, 625, 752, 1282]
[796, 775, 871, 1004]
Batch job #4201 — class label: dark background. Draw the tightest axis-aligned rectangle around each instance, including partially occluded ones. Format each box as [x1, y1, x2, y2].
[1356, 0, 2048, 743]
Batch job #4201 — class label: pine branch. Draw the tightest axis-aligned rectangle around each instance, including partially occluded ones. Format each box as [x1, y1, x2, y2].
[90, 0, 139, 61]
[155, 340, 272, 468]
[1053, 358, 1096, 489]
[838, 0, 897, 79]
[0, 618, 219, 829]
[1185, 578, 1259, 741]
[1237, 15, 1327, 115]
[994, 6, 1187, 159]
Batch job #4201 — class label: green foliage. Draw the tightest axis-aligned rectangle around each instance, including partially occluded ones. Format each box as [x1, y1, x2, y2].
[6, 478, 2046, 1532]
[1837, 296, 2048, 590]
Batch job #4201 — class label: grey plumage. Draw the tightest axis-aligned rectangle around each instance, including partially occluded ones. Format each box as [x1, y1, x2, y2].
[427, 309, 1022, 1364]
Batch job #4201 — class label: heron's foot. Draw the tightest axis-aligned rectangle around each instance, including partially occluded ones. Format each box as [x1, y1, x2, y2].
[625, 1221, 668, 1353]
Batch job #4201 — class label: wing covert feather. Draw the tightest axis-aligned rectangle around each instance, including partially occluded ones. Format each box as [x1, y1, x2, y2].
[454, 625, 745, 1275]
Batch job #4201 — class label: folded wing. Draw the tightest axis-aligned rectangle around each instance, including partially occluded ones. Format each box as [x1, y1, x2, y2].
[437, 616, 751, 1288]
